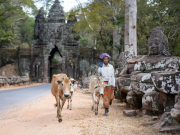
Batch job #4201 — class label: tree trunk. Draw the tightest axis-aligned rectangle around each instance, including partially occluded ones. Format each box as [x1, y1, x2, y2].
[129, 0, 137, 56]
[124, 0, 130, 60]
[113, 26, 121, 59]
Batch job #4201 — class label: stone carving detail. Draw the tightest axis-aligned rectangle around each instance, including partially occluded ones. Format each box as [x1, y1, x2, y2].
[48, 0, 65, 23]
[115, 27, 180, 116]
[115, 27, 180, 131]
[33, 0, 79, 47]
[63, 14, 79, 46]
[34, 9, 46, 45]
[148, 27, 170, 56]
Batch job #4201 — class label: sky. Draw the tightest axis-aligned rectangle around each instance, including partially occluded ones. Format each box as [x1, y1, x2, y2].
[35, 0, 89, 12]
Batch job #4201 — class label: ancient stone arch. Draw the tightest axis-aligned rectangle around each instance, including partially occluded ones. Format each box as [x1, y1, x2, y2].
[0, 0, 112, 82]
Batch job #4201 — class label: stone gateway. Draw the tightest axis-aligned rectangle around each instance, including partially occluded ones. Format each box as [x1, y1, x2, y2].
[0, 0, 111, 83]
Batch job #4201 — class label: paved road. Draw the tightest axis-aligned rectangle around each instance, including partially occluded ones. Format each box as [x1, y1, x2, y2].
[0, 84, 51, 116]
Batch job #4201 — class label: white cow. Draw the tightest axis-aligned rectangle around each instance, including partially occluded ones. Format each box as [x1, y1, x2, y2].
[67, 78, 77, 110]
[89, 78, 107, 115]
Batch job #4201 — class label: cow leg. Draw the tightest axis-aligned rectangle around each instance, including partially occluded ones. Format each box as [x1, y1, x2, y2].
[67, 98, 69, 109]
[54, 94, 60, 108]
[62, 98, 67, 109]
[69, 93, 73, 110]
[55, 95, 60, 118]
[56, 95, 59, 117]
[95, 96, 100, 115]
[93, 92, 99, 115]
[54, 96, 58, 108]
[101, 98, 104, 109]
[91, 94, 95, 112]
[57, 95, 62, 122]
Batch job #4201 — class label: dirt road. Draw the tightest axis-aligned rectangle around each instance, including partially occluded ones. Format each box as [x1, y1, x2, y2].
[0, 88, 161, 135]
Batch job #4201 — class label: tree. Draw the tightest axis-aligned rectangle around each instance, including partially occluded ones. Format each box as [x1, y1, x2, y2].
[0, 0, 36, 48]
[136, 0, 180, 57]
[73, 1, 115, 50]
[19, 17, 35, 47]
[96, 0, 124, 59]
[129, 0, 137, 56]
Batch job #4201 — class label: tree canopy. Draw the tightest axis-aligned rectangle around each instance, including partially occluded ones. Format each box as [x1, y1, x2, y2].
[1, 0, 180, 58]
[72, 0, 124, 50]
[72, 0, 180, 57]
[0, 0, 37, 48]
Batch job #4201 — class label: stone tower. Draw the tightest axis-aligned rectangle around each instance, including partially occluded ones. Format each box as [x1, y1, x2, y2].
[31, 0, 80, 82]
[48, 0, 65, 23]
[34, 9, 46, 46]
[46, 0, 65, 45]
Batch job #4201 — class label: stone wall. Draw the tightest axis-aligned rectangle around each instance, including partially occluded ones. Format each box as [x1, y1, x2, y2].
[115, 27, 180, 132]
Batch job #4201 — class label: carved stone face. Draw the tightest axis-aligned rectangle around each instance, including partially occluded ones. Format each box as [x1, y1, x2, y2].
[149, 38, 161, 55]
[148, 27, 170, 56]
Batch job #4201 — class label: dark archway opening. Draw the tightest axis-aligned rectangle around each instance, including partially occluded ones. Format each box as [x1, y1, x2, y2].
[48, 45, 62, 82]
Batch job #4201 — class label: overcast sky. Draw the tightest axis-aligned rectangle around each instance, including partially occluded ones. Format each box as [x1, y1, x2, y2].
[35, 0, 89, 12]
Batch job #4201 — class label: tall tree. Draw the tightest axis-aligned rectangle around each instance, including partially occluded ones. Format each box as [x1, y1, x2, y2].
[97, 0, 124, 59]
[136, 0, 180, 57]
[73, 2, 114, 50]
[73, 0, 124, 52]
[124, 0, 130, 60]
[129, 0, 137, 56]
[0, 0, 36, 48]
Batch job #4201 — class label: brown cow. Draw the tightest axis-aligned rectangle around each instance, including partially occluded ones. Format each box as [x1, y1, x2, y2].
[51, 73, 75, 122]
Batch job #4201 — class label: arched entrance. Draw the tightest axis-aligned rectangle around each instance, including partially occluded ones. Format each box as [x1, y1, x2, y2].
[48, 45, 62, 82]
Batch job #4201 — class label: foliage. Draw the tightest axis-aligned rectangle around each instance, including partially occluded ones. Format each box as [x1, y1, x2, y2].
[137, 0, 180, 56]
[73, 0, 124, 50]
[79, 36, 95, 47]
[0, 0, 36, 48]
[19, 17, 35, 46]
[52, 52, 62, 64]
[73, 0, 180, 57]
[79, 37, 89, 47]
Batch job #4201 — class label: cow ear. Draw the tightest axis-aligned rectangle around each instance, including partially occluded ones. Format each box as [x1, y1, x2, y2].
[56, 80, 62, 84]
[94, 86, 98, 89]
[53, 75, 57, 79]
[71, 80, 76, 84]
[94, 84, 99, 89]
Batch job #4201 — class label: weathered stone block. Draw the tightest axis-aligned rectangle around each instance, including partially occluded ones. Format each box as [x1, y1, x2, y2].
[153, 112, 180, 133]
[123, 110, 137, 116]
[142, 91, 159, 112]
[152, 116, 158, 121]
[126, 91, 142, 108]
[171, 100, 180, 124]
[151, 71, 180, 94]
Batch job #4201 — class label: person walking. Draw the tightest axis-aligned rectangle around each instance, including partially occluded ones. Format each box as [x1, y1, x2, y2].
[98, 53, 115, 116]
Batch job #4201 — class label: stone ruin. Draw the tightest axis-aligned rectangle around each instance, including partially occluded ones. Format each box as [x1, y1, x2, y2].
[0, 70, 30, 88]
[116, 27, 180, 132]
[0, 0, 111, 83]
